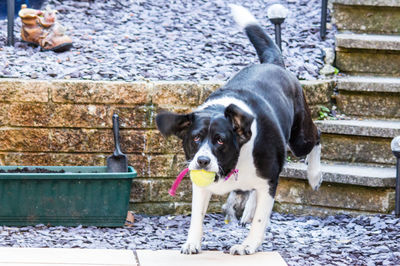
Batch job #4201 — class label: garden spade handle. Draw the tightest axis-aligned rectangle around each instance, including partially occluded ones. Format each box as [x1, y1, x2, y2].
[112, 114, 123, 156]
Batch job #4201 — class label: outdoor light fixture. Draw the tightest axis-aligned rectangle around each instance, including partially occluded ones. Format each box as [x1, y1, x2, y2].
[267, 4, 289, 51]
[391, 136, 400, 217]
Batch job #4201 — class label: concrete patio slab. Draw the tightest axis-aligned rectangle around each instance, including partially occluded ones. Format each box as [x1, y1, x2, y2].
[0, 247, 137, 265]
[0, 248, 287, 266]
[136, 250, 287, 266]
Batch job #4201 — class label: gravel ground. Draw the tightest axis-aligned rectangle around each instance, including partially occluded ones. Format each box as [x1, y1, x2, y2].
[0, 0, 335, 81]
[1, 213, 399, 265]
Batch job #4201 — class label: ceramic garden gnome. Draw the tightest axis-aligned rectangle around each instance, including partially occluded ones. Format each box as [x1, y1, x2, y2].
[18, 4, 73, 52]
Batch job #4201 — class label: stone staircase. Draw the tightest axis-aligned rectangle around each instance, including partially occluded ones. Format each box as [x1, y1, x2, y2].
[275, 0, 400, 216]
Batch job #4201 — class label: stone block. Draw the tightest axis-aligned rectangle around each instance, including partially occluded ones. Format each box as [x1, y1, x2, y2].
[148, 154, 187, 178]
[127, 154, 150, 178]
[282, 162, 396, 188]
[301, 80, 335, 106]
[49, 129, 93, 152]
[119, 130, 146, 153]
[198, 81, 223, 102]
[150, 178, 192, 202]
[7, 103, 113, 128]
[273, 202, 379, 217]
[316, 119, 400, 138]
[51, 104, 111, 128]
[7, 103, 51, 127]
[304, 182, 394, 212]
[115, 105, 157, 129]
[336, 49, 400, 76]
[145, 130, 183, 154]
[336, 34, 400, 51]
[0, 128, 50, 151]
[275, 178, 306, 204]
[131, 202, 178, 216]
[333, 4, 400, 34]
[131, 202, 223, 216]
[0, 104, 9, 126]
[130, 179, 151, 203]
[3, 152, 106, 166]
[0, 79, 49, 103]
[152, 81, 203, 106]
[49, 129, 145, 153]
[321, 134, 395, 165]
[333, 0, 400, 7]
[338, 76, 400, 93]
[336, 91, 400, 118]
[51, 80, 150, 104]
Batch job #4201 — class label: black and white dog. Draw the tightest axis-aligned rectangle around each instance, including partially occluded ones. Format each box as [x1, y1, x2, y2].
[156, 4, 322, 255]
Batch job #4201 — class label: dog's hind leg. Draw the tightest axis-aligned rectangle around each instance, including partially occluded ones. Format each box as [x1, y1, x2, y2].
[239, 190, 256, 226]
[181, 185, 212, 255]
[222, 191, 239, 224]
[305, 142, 322, 190]
[289, 86, 322, 190]
[230, 183, 274, 255]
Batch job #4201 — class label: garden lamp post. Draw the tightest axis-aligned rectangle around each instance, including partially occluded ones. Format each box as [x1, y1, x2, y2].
[7, 0, 15, 46]
[391, 136, 400, 217]
[267, 4, 289, 52]
[320, 0, 328, 40]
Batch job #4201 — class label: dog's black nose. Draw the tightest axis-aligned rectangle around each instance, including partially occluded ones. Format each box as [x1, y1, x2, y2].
[197, 156, 211, 168]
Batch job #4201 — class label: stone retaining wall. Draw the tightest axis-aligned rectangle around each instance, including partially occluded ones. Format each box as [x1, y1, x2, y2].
[0, 79, 334, 215]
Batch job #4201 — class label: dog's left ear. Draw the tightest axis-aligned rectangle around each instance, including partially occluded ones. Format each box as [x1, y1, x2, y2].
[156, 111, 194, 139]
[224, 104, 254, 145]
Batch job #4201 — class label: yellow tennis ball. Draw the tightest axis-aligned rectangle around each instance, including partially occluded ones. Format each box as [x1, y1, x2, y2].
[190, 169, 216, 187]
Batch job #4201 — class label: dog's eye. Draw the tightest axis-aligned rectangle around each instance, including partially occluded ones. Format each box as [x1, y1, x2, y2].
[194, 136, 201, 142]
[217, 138, 224, 145]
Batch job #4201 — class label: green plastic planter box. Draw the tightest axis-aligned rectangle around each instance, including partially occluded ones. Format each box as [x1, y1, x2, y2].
[0, 166, 137, 227]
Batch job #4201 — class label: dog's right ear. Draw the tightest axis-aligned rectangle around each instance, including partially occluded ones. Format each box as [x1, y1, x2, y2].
[156, 111, 194, 139]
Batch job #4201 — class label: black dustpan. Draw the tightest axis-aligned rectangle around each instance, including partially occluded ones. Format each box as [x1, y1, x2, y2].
[107, 114, 128, 173]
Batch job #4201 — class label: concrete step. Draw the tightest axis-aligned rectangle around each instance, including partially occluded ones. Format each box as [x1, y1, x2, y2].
[335, 76, 400, 118]
[335, 34, 400, 76]
[282, 161, 396, 187]
[333, 0, 400, 34]
[315, 119, 400, 165]
[275, 162, 396, 215]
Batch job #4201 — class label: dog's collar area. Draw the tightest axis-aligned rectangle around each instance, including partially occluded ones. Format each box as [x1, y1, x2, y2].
[168, 168, 239, 197]
[224, 169, 239, 181]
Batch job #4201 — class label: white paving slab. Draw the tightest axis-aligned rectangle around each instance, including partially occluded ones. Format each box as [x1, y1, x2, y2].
[136, 250, 287, 266]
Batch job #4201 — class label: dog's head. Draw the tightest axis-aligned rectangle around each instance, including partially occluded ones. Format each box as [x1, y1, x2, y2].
[156, 104, 254, 179]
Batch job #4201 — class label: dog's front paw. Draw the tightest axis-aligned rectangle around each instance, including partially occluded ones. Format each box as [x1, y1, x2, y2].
[229, 244, 256, 255]
[181, 242, 201, 255]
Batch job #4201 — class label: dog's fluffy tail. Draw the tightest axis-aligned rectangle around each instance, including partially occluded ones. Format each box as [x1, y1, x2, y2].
[229, 4, 284, 67]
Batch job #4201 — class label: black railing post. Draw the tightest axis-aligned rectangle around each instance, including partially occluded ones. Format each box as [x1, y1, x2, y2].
[320, 0, 328, 40]
[7, 0, 15, 46]
[391, 136, 400, 217]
